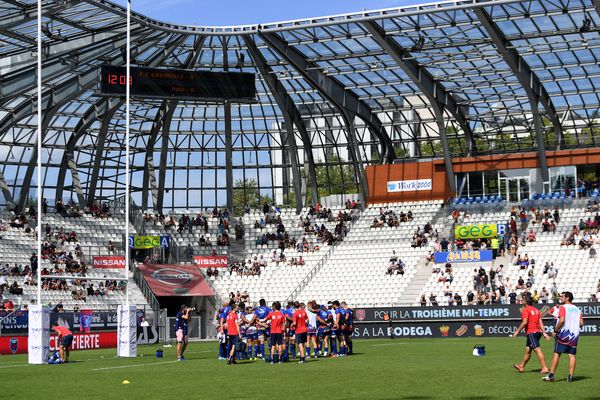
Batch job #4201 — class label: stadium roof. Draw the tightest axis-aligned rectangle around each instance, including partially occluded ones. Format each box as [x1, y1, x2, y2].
[0, 0, 599, 211]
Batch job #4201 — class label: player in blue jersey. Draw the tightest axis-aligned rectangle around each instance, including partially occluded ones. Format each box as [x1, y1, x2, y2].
[330, 300, 346, 357]
[254, 298, 272, 359]
[174, 304, 191, 361]
[284, 301, 297, 360]
[341, 301, 354, 355]
[328, 301, 344, 357]
[316, 303, 332, 357]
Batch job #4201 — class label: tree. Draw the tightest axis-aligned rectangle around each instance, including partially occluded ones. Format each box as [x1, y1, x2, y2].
[231, 179, 272, 216]
[283, 156, 358, 208]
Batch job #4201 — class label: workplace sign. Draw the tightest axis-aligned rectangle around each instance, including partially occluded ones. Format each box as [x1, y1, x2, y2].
[387, 179, 432, 192]
[454, 224, 497, 239]
[128, 235, 170, 249]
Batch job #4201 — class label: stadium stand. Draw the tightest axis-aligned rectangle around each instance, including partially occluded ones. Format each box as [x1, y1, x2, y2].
[297, 201, 444, 307]
[0, 210, 150, 311]
[0, 0, 599, 349]
[209, 205, 353, 302]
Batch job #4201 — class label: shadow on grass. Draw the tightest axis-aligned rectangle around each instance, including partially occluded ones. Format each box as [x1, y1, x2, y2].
[553, 375, 591, 382]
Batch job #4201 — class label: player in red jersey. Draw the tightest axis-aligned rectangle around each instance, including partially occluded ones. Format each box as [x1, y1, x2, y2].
[266, 301, 286, 364]
[512, 292, 550, 373]
[292, 302, 309, 363]
[226, 303, 241, 365]
[52, 323, 74, 363]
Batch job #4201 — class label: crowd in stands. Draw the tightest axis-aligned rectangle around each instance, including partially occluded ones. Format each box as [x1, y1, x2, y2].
[386, 250, 405, 275]
[0, 199, 127, 307]
[423, 261, 567, 306]
[371, 207, 413, 228]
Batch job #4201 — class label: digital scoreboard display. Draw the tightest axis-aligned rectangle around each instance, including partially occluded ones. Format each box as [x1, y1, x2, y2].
[99, 65, 256, 102]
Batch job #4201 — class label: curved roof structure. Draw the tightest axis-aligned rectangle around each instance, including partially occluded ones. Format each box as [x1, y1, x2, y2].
[0, 0, 599, 212]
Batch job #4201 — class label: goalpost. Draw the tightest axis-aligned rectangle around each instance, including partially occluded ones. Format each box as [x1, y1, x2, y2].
[117, 0, 137, 359]
[29, 0, 136, 364]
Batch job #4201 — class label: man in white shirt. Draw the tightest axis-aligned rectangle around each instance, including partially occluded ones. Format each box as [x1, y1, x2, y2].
[543, 291, 584, 383]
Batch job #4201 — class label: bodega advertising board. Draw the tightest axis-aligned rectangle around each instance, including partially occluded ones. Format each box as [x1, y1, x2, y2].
[353, 303, 600, 323]
[352, 319, 600, 339]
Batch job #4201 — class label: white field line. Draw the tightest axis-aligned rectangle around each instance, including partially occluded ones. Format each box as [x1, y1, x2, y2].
[370, 342, 409, 346]
[0, 364, 31, 369]
[92, 360, 179, 371]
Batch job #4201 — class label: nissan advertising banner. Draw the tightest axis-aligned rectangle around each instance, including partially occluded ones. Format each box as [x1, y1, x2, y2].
[138, 263, 214, 296]
[92, 255, 126, 268]
[353, 303, 600, 323]
[193, 255, 229, 268]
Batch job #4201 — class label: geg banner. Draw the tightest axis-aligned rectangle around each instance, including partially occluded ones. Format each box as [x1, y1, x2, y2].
[455, 224, 497, 239]
[128, 235, 171, 249]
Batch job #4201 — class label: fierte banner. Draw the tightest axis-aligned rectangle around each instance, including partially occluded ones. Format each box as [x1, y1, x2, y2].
[0, 327, 159, 355]
[138, 263, 214, 296]
[352, 303, 600, 323]
[352, 319, 600, 339]
[434, 250, 493, 264]
[193, 255, 229, 268]
[455, 224, 498, 239]
[92, 255, 126, 268]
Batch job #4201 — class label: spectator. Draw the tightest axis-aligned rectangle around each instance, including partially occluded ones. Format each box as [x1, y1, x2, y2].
[527, 229, 537, 242]
[429, 293, 438, 306]
[540, 287, 549, 303]
[467, 290, 475, 305]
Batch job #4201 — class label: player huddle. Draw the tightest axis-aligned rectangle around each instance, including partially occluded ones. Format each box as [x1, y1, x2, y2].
[217, 299, 354, 364]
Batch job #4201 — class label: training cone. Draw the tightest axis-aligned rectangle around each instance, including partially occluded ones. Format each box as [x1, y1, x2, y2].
[122, 380, 131, 385]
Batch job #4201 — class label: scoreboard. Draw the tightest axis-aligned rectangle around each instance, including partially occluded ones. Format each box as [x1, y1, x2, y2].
[99, 65, 256, 102]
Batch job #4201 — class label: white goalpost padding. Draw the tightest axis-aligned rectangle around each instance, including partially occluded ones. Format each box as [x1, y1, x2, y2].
[28, 305, 50, 364]
[117, 304, 137, 357]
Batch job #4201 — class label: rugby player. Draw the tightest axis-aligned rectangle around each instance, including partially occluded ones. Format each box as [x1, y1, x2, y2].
[292, 302, 309, 363]
[512, 292, 550, 373]
[306, 300, 319, 358]
[254, 298, 271, 359]
[543, 291, 584, 382]
[341, 301, 354, 355]
[226, 303, 242, 365]
[316, 303, 332, 357]
[266, 301, 286, 364]
[242, 305, 258, 360]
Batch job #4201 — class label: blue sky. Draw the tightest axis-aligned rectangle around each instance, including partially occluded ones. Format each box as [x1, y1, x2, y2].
[114, 0, 430, 26]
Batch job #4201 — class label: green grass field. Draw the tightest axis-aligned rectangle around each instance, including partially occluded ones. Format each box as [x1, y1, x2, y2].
[1, 337, 598, 399]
